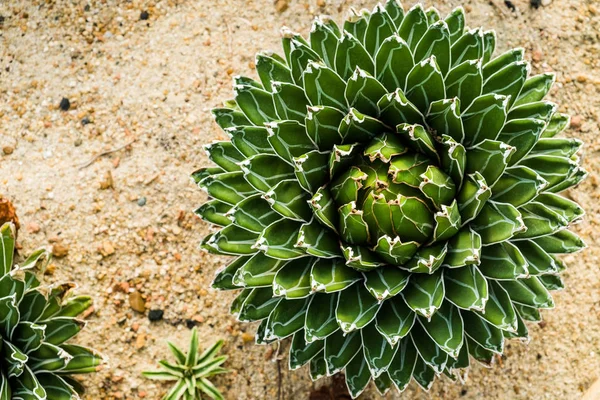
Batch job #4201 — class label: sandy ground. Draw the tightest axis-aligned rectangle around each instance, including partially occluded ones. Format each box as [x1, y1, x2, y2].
[1, 0, 599, 399]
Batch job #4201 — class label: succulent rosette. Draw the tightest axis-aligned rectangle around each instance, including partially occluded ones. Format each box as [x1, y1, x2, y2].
[193, 1, 586, 397]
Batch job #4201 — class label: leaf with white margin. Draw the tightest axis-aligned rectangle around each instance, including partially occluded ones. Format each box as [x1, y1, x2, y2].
[490, 166, 547, 207]
[450, 27, 484, 68]
[444, 265, 488, 311]
[398, 4, 428, 49]
[445, 6, 465, 43]
[345, 67, 388, 116]
[212, 256, 249, 290]
[266, 120, 317, 164]
[264, 297, 310, 340]
[456, 172, 491, 225]
[305, 106, 346, 150]
[445, 59, 483, 110]
[335, 31, 374, 80]
[204, 141, 244, 172]
[377, 89, 425, 127]
[289, 331, 324, 370]
[345, 352, 371, 398]
[471, 201, 526, 245]
[386, 338, 417, 392]
[364, 3, 396, 55]
[296, 219, 341, 259]
[497, 118, 546, 166]
[402, 269, 444, 319]
[254, 219, 305, 260]
[514, 240, 561, 275]
[231, 253, 286, 288]
[374, 35, 413, 92]
[309, 17, 340, 69]
[443, 228, 481, 267]
[361, 322, 398, 378]
[475, 280, 518, 332]
[310, 258, 361, 293]
[272, 81, 310, 122]
[483, 60, 529, 108]
[515, 72, 555, 106]
[363, 266, 410, 301]
[263, 179, 312, 222]
[198, 171, 257, 206]
[414, 20, 451, 75]
[514, 201, 568, 239]
[541, 112, 570, 138]
[405, 56, 446, 112]
[308, 186, 338, 233]
[533, 229, 586, 254]
[302, 61, 347, 111]
[336, 282, 381, 333]
[462, 311, 504, 353]
[432, 200, 461, 243]
[226, 125, 274, 157]
[418, 301, 464, 358]
[499, 276, 554, 309]
[239, 154, 295, 192]
[309, 351, 327, 381]
[341, 244, 386, 271]
[324, 330, 361, 375]
[461, 94, 509, 146]
[427, 97, 465, 143]
[439, 135, 466, 190]
[305, 292, 339, 342]
[238, 287, 281, 322]
[465, 139, 515, 190]
[375, 295, 415, 346]
[478, 242, 528, 280]
[403, 242, 448, 274]
[273, 258, 314, 298]
[410, 322, 448, 373]
[204, 224, 258, 256]
[255, 52, 293, 92]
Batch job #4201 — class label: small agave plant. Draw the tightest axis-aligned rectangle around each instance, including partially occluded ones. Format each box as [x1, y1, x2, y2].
[143, 328, 228, 400]
[0, 222, 101, 399]
[193, 1, 586, 397]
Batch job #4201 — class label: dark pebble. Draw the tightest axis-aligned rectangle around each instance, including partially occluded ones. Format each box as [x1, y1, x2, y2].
[140, 11, 149, 20]
[59, 97, 70, 111]
[530, 0, 542, 8]
[148, 309, 164, 321]
[185, 319, 199, 329]
[81, 116, 91, 125]
[84, 4, 90, 11]
[504, 0, 516, 11]
[460, 389, 468, 396]
[137, 197, 147, 207]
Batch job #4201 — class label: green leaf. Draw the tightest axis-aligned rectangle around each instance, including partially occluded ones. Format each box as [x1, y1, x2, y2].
[309, 17, 340, 69]
[402, 270, 444, 319]
[533, 229, 586, 254]
[330, 166, 366, 205]
[255, 219, 305, 260]
[475, 280, 518, 332]
[255, 52, 293, 92]
[410, 322, 448, 373]
[272, 82, 310, 122]
[289, 331, 324, 370]
[483, 60, 529, 108]
[296, 219, 341, 259]
[377, 90, 425, 127]
[211, 107, 251, 130]
[263, 179, 312, 221]
[372, 236, 419, 267]
[541, 112, 570, 138]
[212, 256, 248, 290]
[203, 224, 258, 256]
[539, 274, 564, 291]
[305, 292, 340, 342]
[515, 201, 568, 239]
[374, 35, 413, 92]
[329, 142, 362, 178]
[343, 8, 370, 42]
[308, 187, 339, 233]
[60, 344, 102, 374]
[375, 295, 415, 346]
[483, 47, 524, 79]
[418, 301, 464, 358]
[385, 0, 404, 28]
[405, 56, 445, 112]
[534, 193, 584, 224]
[240, 154, 294, 192]
[414, 21, 451, 75]
[479, 242, 528, 280]
[432, 201, 461, 243]
[198, 171, 256, 206]
[363, 132, 408, 163]
[498, 118, 546, 166]
[515, 72, 555, 107]
[363, 266, 410, 302]
[364, 3, 395, 55]
[466, 337, 494, 367]
[43, 317, 85, 346]
[427, 97, 465, 143]
[374, 372, 393, 396]
[288, 38, 321, 85]
[482, 30, 496, 63]
[450, 28, 484, 67]
[443, 228, 481, 268]
[439, 135, 466, 190]
[396, 123, 439, 162]
[309, 351, 327, 381]
[302, 61, 347, 110]
[398, 4, 428, 49]
[234, 84, 277, 125]
[508, 101, 556, 123]
[338, 202, 370, 245]
[499, 277, 554, 309]
[339, 108, 387, 144]
[403, 242, 448, 274]
[461, 311, 504, 354]
[226, 125, 274, 158]
[456, 172, 491, 224]
[445, 7, 465, 43]
[445, 59, 483, 109]
[264, 297, 310, 340]
[361, 322, 398, 378]
[232, 253, 286, 288]
[491, 166, 547, 207]
[387, 338, 417, 392]
[462, 94, 509, 146]
[204, 141, 244, 172]
[195, 200, 232, 227]
[345, 67, 387, 116]
[310, 258, 361, 293]
[344, 353, 371, 399]
[0, 294, 19, 339]
[305, 106, 346, 150]
[530, 138, 583, 159]
[273, 258, 313, 299]
[335, 31, 374, 80]
[324, 330, 361, 374]
[11, 365, 46, 399]
[444, 265, 488, 311]
[0, 223, 15, 277]
[466, 139, 515, 187]
[471, 201, 525, 244]
[229, 195, 281, 233]
[419, 165, 456, 210]
[336, 282, 381, 333]
[238, 287, 280, 322]
[266, 120, 317, 164]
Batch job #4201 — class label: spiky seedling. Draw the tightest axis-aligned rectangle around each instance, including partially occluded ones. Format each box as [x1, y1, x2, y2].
[0, 223, 101, 399]
[193, 1, 586, 397]
[143, 329, 228, 400]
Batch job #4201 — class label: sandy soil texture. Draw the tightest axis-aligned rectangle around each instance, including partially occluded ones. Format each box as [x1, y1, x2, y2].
[1, 0, 599, 399]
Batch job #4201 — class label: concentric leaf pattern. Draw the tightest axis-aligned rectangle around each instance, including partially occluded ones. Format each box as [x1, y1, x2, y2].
[194, 2, 586, 397]
[0, 223, 101, 399]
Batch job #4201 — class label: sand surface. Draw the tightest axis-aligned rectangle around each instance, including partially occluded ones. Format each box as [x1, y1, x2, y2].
[1, 0, 599, 398]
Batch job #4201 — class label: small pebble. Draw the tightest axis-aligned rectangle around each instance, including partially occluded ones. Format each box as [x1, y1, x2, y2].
[570, 115, 583, 130]
[129, 291, 146, 313]
[52, 243, 69, 258]
[137, 197, 147, 206]
[74, 138, 83, 147]
[2, 145, 14, 155]
[81, 116, 92, 125]
[530, 0, 542, 8]
[59, 97, 70, 111]
[275, 0, 289, 13]
[148, 309, 164, 321]
[140, 11, 149, 20]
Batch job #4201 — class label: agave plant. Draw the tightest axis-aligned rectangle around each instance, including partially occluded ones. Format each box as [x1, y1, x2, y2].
[143, 328, 228, 400]
[194, 1, 586, 397]
[0, 222, 101, 399]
